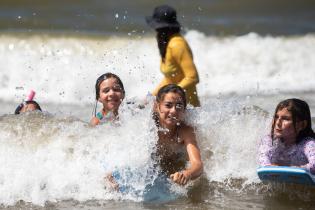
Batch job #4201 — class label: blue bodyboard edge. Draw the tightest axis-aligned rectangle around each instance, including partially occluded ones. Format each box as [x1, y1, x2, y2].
[257, 166, 315, 186]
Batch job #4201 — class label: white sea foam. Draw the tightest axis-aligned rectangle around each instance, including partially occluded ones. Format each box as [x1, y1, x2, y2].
[0, 96, 270, 205]
[0, 31, 314, 105]
[0, 104, 158, 205]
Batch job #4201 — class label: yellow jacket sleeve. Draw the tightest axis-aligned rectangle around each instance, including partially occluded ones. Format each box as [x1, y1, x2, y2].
[169, 39, 199, 89]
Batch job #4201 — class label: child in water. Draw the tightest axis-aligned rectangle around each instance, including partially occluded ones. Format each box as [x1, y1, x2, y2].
[90, 73, 125, 125]
[14, 90, 42, 114]
[258, 98, 315, 174]
[105, 84, 202, 195]
[153, 84, 203, 185]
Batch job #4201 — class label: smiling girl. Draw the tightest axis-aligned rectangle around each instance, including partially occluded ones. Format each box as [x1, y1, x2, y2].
[90, 73, 125, 126]
[258, 98, 315, 174]
[153, 84, 203, 185]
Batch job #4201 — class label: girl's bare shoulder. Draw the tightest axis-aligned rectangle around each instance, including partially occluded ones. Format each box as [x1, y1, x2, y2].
[178, 123, 196, 141]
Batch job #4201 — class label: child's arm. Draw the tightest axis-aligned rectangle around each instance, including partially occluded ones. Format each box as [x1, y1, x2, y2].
[90, 117, 100, 126]
[301, 139, 315, 174]
[258, 135, 274, 166]
[170, 126, 203, 185]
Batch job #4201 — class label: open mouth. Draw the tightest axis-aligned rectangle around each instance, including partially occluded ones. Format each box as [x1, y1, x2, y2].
[166, 116, 179, 123]
[107, 99, 119, 104]
[168, 116, 177, 120]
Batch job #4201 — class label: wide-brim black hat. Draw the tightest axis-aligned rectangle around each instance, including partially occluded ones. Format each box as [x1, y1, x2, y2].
[146, 5, 181, 29]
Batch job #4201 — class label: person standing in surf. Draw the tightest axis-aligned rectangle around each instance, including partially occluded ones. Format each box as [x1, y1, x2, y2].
[146, 5, 201, 107]
[90, 73, 125, 126]
[153, 84, 203, 185]
[258, 98, 315, 174]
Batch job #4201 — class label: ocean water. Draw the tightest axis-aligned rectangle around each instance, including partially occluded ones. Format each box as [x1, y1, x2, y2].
[1, 0, 315, 209]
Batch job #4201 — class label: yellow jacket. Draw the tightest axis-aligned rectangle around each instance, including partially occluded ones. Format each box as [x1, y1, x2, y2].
[153, 34, 200, 107]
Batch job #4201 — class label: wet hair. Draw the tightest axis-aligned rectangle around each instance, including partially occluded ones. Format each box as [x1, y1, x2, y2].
[95, 72, 125, 100]
[93, 72, 125, 117]
[14, 101, 42, 115]
[156, 27, 181, 61]
[153, 84, 186, 126]
[156, 84, 186, 108]
[271, 98, 315, 143]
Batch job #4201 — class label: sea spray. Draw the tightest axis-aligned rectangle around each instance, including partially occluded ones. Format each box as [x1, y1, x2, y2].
[1, 32, 315, 106]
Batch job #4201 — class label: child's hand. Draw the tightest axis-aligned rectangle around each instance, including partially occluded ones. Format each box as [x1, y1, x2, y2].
[104, 173, 119, 191]
[170, 171, 190, 185]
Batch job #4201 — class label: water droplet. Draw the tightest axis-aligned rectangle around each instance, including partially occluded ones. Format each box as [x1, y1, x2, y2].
[9, 44, 14, 50]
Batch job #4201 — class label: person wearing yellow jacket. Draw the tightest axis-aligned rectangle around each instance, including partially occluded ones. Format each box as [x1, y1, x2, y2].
[146, 5, 200, 107]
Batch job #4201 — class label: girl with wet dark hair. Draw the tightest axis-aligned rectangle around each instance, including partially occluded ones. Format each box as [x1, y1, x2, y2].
[90, 73, 125, 126]
[104, 84, 202, 193]
[258, 98, 315, 174]
[153, 84, 203, 185]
